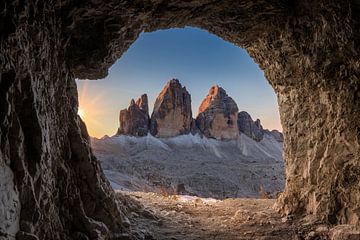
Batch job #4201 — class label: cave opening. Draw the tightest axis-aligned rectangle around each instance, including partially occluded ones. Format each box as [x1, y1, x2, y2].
[2, 1, 359, 239]
[76, 27, 285, 201]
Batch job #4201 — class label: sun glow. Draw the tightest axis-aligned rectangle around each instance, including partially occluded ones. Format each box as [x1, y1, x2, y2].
[76, 80, 113, 138]
[78, 108, 85, 118]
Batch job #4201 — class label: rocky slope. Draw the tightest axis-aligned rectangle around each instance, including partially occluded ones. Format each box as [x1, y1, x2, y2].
[108, 80, 285, 200]
[92, 133, 284, 199]
[150, 79, 193, 137]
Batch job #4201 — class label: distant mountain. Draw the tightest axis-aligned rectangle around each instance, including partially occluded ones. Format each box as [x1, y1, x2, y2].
[196, 85, 239, 139]
[116, 78, 283, 142]
[94, 78, 285, 199]
[150, 79, 193, 137]
[117, 94, 149, 136]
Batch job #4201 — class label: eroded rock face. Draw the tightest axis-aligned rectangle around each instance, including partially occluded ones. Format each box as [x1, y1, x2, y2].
[196, 85, 239, 139]
[237, 111, 265, 142]
[150, 79, 192, 137]
[0, 1, 130, 239]
[1, 0, 359, 238]
[117, 94, 150, 136]
[65, 0, 360, 227]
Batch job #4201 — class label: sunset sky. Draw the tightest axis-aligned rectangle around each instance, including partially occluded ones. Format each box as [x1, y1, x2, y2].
[76, 27, 281, 138]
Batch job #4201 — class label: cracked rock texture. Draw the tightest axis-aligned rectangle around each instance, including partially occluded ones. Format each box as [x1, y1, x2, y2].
[0, 0, 359, 239]
[196, 85, 239, 139]
[117, 95, 150, 136]
[150, 79, 192, 137]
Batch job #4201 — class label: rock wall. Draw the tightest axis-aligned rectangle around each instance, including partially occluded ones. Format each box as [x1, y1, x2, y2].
[196, 85, 239, 139]
[150, 79, 192, 137]
[118, 95, 150, 136]
[0, 1, 130, 239]
[237, 111, 265, 142]
[63, 0, 360, 227]
[1, 0, 359, 238]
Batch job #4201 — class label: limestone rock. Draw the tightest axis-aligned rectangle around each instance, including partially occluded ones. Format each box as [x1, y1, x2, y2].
[1, 1, 360, 238]
[237, 111, 265, 142]
[117, 94, 150, 136]
[136, 94, 149, 115]
[196, 85, 239, 139]
[150, 79, 192, 137]
[329, 225, 360, 240]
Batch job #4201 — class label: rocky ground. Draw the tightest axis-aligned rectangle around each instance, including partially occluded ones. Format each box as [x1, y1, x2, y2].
[117, 191, 359, 240]
[92, 133, 284, 199]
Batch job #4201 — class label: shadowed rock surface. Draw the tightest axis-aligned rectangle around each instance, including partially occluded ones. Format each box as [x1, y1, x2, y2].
[196, 85, 239, 139]
[238, 111, 265, 141]
[117, 95, 150, 136]
[150, 79, 192, 137]
[1, 0, 359, 239]
[267, 129, 284, 142]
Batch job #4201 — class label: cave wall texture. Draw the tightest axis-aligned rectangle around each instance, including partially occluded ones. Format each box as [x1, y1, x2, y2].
[0, 0, 359, 239]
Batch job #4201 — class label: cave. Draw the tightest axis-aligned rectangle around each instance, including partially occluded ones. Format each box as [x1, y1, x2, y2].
[0, 0, 359, 239]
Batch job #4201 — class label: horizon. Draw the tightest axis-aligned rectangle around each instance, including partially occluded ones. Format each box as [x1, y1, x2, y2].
[76, 27, 282, 138]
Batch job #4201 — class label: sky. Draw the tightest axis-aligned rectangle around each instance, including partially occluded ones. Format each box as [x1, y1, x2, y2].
[76, 27, 281, 138]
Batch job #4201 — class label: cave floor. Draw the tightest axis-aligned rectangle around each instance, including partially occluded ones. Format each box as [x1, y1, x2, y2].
[117, 191, 331, 240]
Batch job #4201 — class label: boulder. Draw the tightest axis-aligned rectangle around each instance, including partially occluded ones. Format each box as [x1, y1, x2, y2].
[150, 79, 192, 137]
[117, 94, 150, 136]
[196, 85, 239, 139]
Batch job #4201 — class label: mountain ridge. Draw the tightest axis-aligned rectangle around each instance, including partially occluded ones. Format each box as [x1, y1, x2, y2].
[117, 78, 283, 142]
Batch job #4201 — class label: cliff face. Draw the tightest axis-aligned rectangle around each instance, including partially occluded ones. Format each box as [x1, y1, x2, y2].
[118, 81, 283, 145]
[196, 85, 239, 140]
[237, 111, 265, 142]
[0, 1, 129, 239]
[1, 0, 359, 239]
[118, 95, 150, 136]
[150, 79, 192, 137]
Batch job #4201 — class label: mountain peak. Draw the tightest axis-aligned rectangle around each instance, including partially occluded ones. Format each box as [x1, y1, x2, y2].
[198, 85, 238, 114]
[150, 79, 192, 137]
[208, 84, 226, 98]
[196, 85, 239, 139]
[117, 94, 150, 136]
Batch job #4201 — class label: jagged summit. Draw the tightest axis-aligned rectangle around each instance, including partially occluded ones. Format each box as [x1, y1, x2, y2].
[117, 94, 150, 136]
[116, 79, 282, 142]
[136, 94, 149, 115]
[196, 85, 239, 139]
[150, 78, 192, 137]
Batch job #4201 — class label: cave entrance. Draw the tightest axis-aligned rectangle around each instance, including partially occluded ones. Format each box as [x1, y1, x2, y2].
[76, 27, 285, 200]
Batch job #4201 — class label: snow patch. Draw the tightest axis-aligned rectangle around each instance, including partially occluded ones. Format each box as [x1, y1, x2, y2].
[93, 133, 284, 199]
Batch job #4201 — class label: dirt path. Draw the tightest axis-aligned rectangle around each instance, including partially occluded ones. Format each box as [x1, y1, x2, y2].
[116, 191, 335, 240]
